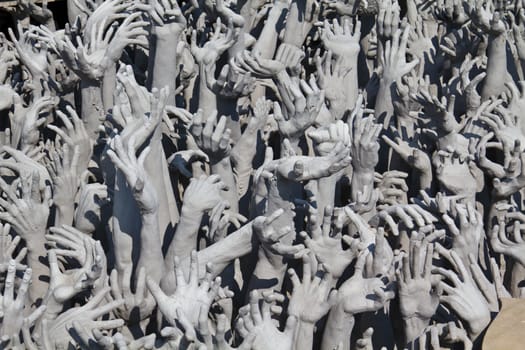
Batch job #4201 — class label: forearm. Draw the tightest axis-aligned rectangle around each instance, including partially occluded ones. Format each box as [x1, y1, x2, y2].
[313, 175, 338, 219]
[28, 4, 55, 29]
[111, 173, 141, 273]
[196, 222, 254, 277]
[482, 33, 507, 100]
[467, 311, 491, 341]
[248, 189, 296, 291]
[375, 77, 395, 128]
[217, 96, 242, 139]
[351, 168, 375, 203]
[403, 316, 430, 344]
[321, 304, 354, 350]
[240, 0, 263, 33]
[417, 169, 432, 193]
[80, 80, 104, 138]
[247, 248, 287, 292]
[479, 160, 506, 178]
[102, 63, 116, 112]
[26, 236, 50, 303]
[162, 221, 254, 293]
[231, 125, 260, 197]
[341, 54, 359, 113]
[195, 63, 219, 114]
[166, 206, 204, 264]
[30, 73, 47, 98]
[148, 32, 180, 104]
[252, 1, 288, 58]
[406, 0, 417, 25]
[283, 2, 311, 48]
[294, 321, 314, 350]
[144, 134, 179, 242]
[54, 204, 75, 227]
[210, 158, 239, 213]
[510, 261, 525, 297]
[137, 212, 164, 284]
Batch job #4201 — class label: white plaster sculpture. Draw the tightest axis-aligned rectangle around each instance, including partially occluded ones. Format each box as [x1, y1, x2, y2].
[0, 0, 524, 348]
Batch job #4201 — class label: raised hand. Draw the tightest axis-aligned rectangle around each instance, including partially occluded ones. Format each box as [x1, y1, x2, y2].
[398, 239, 439, 342]
[109, 266, 155, 325]
[46, 104, 92, 173]
[236, 291, 297, 350]
[274, 142, 352, 182]
[231, 43, 303, 79]
[201, 312, 254, 350]
[321, 18, 361, 58]
[45, 287, 124, 349]
[337, 251, 395, 315]
[442, 202, 483, 264]
[147, 251, 221, 327]
[380, 26, 420, 82]
[11, 95, 57, 151]
[148, 0, 187, 36]
[44, 228, 106, 313]
[107, 135, 157, 214]
[432, 247, 491, 339]
[375, 170, 409, 205]
[182, 174, 229, 213]
[315, 50, 353, 119]
[0, 223, 26, 273]
[0, 262, 46, 347]
[191, 18, 236, 66]
[288, 253, 337, 323]
[308, 120, 351, 157]
[300, 205, 358, 280]
[490, 217, 525, 266]
[274, 77, 325, 140]
[190, 110, 232, 165]
[74, 176, 109, 234]
[8, 24, 50, 81]
[252, 209, 306, 261]
[204, 63, 255, 99]
[53, 11, 147, 81]
[378, 0, 402, 40]
[371, 203, 437, 236]
[349, 100, 382, 172]
[0, 170, 51, 242]
[480, 106, 525, 157]
[382, 128, 432, 175]
[45, 144, 81, 223]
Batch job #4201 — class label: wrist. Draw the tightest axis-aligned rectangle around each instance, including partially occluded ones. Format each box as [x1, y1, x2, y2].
[418, 170, 432, 189]
[42, 296, 63, 320]
[403, 316, 431, 342]
[329, 302, 355, 326]
[275, 70, 291, 84]
[141, 210, 159, 226]
[298, 317, 316, 326]
[56, 202, 75, 214]
[256, 246, 287, 274]
[101, 59, 116, 74]
[180, 204, 205, 222]
[379, 75, 396, 87]
[351, 167, 375, 188]
[153, 28, 183, 42]
[468, 309, 491, 339]
[25, 234, 47, 255]
[210, 155, 231, 168]
[335, 51, 359, 65]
